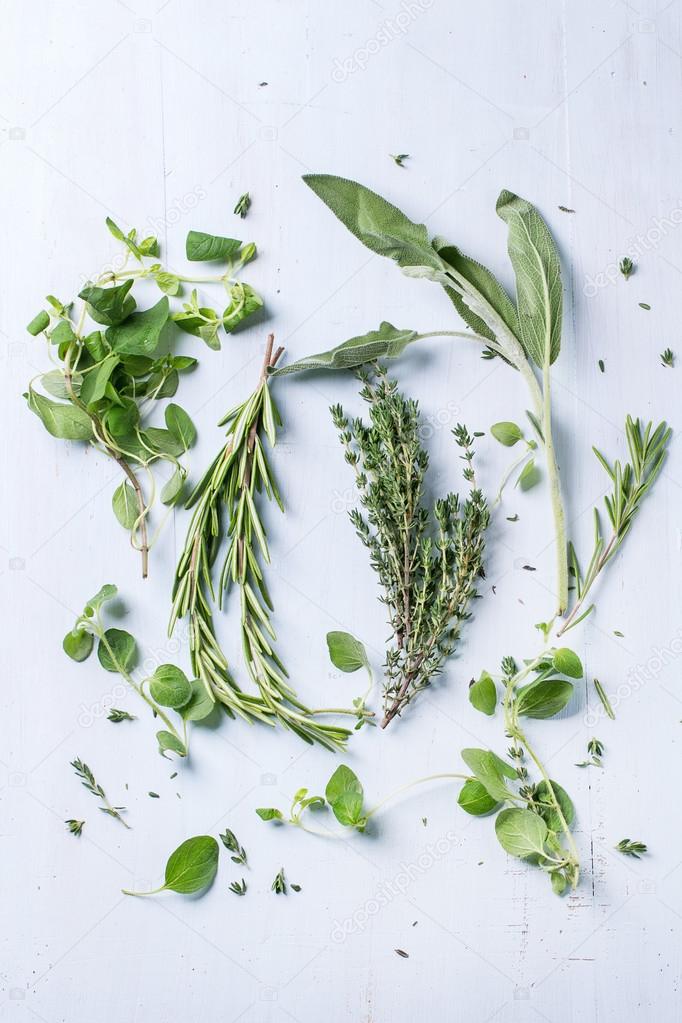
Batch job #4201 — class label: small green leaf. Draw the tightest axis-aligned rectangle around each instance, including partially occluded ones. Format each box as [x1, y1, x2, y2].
[552, 647, 584, 679]
[517, 458, 541, 491]
[469, 671, 497, 715]
[83, 584, 117, 616]
[256, 807, 283, 821]
[516, 678, 573, 719]
[495, 807, 549, 859]
[106, 297, 169, 356]
[164, 403, 197, 451]
[551, 871, 567, 895]
[154, 271, 181, 296]
[461, 748, 516, 802]
[27, 310, 50, 335]
[79, 280, 136, 326]
[160, 467, 185, 507]
[491, 422, 523, 447]
[97, 629, 137, 673]
[186, 230, 242, 261]
[326, 631, 368, 673]
[125, 836, 219, 896]
[534, 780, 575, 832]
[458, 778, 500, 816]
[112, 481, 138, 529]
[63, 629, 94, 662]
[26, 390, 93, 441]
[156, 730, 187, 759]
[149, 664, 193, 709]
[325, 764, 365, 828]
[79, 354, 120, 407]
[180, 679, 215, 722]
[143, 427, 186, 458]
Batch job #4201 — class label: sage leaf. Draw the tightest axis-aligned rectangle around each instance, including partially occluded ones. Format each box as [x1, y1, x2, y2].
[468, 671, 497, 715]
[78, 280, 136, 326]
[112, 481, 138, 529]
[63, 628, 94, 662]
[496, 190, 563, 369]
[149, 664, 193, 709]
[185, 230, 241, 262]
[164, 403, 196, 451]
[491, 421, 523, 447]
[326, 631, 368, 673]
[325, 764, 366, 828]
[26, 390, 93, 441]
[516, 678, 573, 719]
[436, 243, 521, 345]
[97, 629, 137, 673]
[552, 647, 584, 679]
[106, 297, 169, 356]
[271, 322, 418, 377]
[458, 778, 500, 816]
[495, 807, 549, 859]
[303, 174, 444, 271]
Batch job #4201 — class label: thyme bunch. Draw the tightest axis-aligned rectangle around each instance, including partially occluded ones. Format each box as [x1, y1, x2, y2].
[331, 367, 488, 727]
[170, 336, 360, 750]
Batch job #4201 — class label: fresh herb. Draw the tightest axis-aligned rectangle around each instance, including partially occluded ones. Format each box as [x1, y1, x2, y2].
[64, 585, 207, 758]
[390, 154, 410, 167]
[638, 302, 651, 311]
[24, 220, 259, 576]
[229, 878, 247, 896]
[394, 948, 410, 958]
[148, 791, 160, 798]
[291, 883, 302, 892]
[272, 868, 287, 894]
[65, 818, 84, 836]
[560, 418, 671, 635]
[326, 631, 375, 728]
[661, 348, 674, 368]
[576, 737, 604, 768]
[619, 257, 634, 280]
[107, 708, 135, 723]
[123, 836, 219, 896]
[593, 678, 616, 720]
[71, 758, 129, 829]
[220, 829, 248, 866]
[233, 192, 251, 218]
[171, 336, 357, 750]
[331, 371, 488, 726]
[275, 177, 570, 616]
[598, 359, 605, 373]
[490, 419, 540, 500]
[615, 838, 647, 858]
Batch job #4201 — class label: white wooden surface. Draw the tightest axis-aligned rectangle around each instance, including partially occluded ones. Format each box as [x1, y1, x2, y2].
[3, 2, 682, 1020]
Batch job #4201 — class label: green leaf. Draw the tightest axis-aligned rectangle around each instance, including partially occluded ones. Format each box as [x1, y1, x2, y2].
[161, 467, 185, 506]
[105, 398, 139, 438]
[223, 283, 263, 331]
[83, 584, 117, 616]
[83, 330, 108, 362]
[154, 272, 181, 296]
[491, 421, 523, 447]
[158, 836, 219, 894]
[271, 322, 418, 377]
[41, 370, 81, 399]
[79, 354, 120, 407]
[469, 671, 497, 715]
[303, 174, 444, 271]
[516, 678, 574, 719]
[496, 190, 563, 369]
[164, 403, 196, 451]
[185, 230, 242, 261]
[326, 631, 368, 673]
[78, 280, 136, 326]
[436, 243, 521, 345]
[495, 808, 549, 859]
[517, 458, 540, 491]
[26, 390, 93, 441]
[551, 871, 567, 895]
[534, 780, 575, 832]
[256, 807, 284, 821]
[149, 664, 192, 709]
[63, 628, 94, 662]
[325, 764, 365, 828]
[180, 679, 215, 722]
[105, 217, 126, 242]
[552, 647, 584, 679]
[97, 629, 137, 673]
[50, 320, 76, 346]
[27, 310, 50, 335]
[112, 481, 138, 529]
[458, 778, 500, 816]
[156, 730, 187, 759]
[143, 427, 186, 458]
[106, 297, 169, 356]
[461, 748, 516, 802]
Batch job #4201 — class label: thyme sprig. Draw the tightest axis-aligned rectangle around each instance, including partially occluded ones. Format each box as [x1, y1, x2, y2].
[170, 336, 361, 750]
[559, 417, 671, 636]
[71, 758, 129, 829]
[331, 368, 488, 727]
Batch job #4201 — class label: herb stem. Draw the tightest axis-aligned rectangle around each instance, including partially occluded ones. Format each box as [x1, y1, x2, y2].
[541, 360, 568, 616]
[365, 773, 470, 819]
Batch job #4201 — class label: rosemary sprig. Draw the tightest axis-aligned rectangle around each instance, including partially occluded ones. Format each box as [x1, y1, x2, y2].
[70, 758, 129, 829]
[559, 417, 671, 636]
[332, 367, 488, 727]
[170, 336, 356, 751]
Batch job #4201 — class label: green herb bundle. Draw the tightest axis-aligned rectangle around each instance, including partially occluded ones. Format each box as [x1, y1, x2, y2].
[274, 176, 569, 616]
[170, 336, 359, 750]
[332, 367, 488, 727]
[25, 219, 261, 576]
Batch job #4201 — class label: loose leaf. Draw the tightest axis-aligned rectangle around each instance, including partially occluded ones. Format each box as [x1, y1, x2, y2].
[97, 629, 137, 673]
[495, 807, 549, 859]
[469, 671, 497, 715]
[271, 322, 418, 377]
[496, 190, 563, 369]
[186, 230, 241, 262]
[125, 836, 219, 896]
[326, 631, 368, 673]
